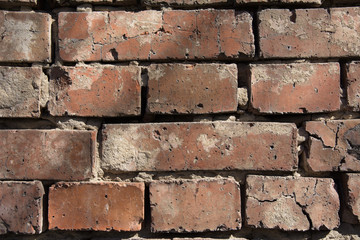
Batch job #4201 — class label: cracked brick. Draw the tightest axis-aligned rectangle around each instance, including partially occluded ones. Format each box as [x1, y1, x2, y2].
[246, 175, 340, 231]
[342, 174, 360, 224]
[345, 61, 360, 111]
[259, 7, 360, 59]
[0, 181, 44, 235]
[304, 119, 360, 172]
[58, 10, 254, 62]
[150, 178, 241, 232]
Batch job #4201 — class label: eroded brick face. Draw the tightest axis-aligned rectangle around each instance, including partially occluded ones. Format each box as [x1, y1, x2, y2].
[0, 130, 96, 180]
[250, 63, 340, 114]
[147, 64, 238, 114]
[150, 178, 241, 232]
[101, 122, 298, 172]
[142, 0, 230, 7]
[0, 67, 46, 117]
[237, 0, 322, 4]
[58, 10, 254, 62]
[48, 182, 145, 231]
[345, 62, 360, 111]
[246, 175, 340, 231]
[305, 119, 360, 172]
[343, 174, 360, 224]
[49, 65, 141, 117]
[0, 11, 51, 62]
[259, 7, 360, 58]
[0, 181, 44, 235]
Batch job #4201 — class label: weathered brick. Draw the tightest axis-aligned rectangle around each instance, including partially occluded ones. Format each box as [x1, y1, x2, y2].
[237, 0, 322, 4]
[305, 119, 360, 172]
[101, 122, 298, 172]
[150, 178, 241, 232]
[0, 67, 46, 117]
[0, 0, 37, 6]
[259, 7, 360, 59]
[342, 174, 360, 224]
[250, 63, 340, 114]
[0, 11, 51, 62]
[55, 0, 136, 5]
[345, 62, 360, 111]
[147, 64, 238, 115]
[0, 181, 44, 235]
[246, 175, 340, 231]
[0, 130, 96, 180]
[49, 65, 141, 117]
[142, 0, 230, 7]
[48, 182, 144, 231]
[58, 10, 254, 62]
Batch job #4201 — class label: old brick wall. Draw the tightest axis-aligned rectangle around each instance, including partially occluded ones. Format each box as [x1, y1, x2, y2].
[0, 0, 360, 239]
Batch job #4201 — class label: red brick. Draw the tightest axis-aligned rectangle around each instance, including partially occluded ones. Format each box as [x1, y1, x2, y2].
[0, 67, 46, 117]
[342, 174, 360, 224]
[55, 0, 135, 5]
[0, 181, 44, 235]
[0, 11, 51, 62]
[58, 10, 254, 62]
[150, 178, 241, 232]
[237, 0, 322, 4]
[147, 64, 237, 114]
[250, 63, 340, 114]
[101, 122, 298, 172]
[49, 65, 141, 117]
[259, 7, 360, 59]
[345, 62, 360, 111]
[246, 175, 340, 231]
[142, 0, 230, 7]
[48, 182, 144, 231]
[305, 119, 360, 172]
[0, 130, 96, 180]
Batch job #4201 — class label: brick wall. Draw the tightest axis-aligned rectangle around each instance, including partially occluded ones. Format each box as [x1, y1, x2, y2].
[0, 0, 360, 239]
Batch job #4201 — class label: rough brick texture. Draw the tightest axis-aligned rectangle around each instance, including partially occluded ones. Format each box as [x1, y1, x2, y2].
[0, 181, 44, 235]
[249, 62, 340, 114]
[343, 174, 360, 224]
[58, 10, 254, 62]
[48, 182, 144, 231]
[259, 7, 360, 59]
[0, 67, 46, 117]
[142, 0, 230, 7]
[246, 175, 340, 231]
[49, 65, 141, 117]
[0, 11, 51, 62]
[150, 178, 241, 232]
[237, 0, 322, 4]
[345, 62, 360, 111]
[147, 64, 238, 114]
[55, 0, 136, 5]
[305, 119, 360, 172]
[0, 0, 37, 6]
[101, 122, 298, 172]
[0, 130, 96, 180]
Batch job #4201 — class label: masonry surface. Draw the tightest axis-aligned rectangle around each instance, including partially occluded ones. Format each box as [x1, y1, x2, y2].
[0, 0, 360, 239]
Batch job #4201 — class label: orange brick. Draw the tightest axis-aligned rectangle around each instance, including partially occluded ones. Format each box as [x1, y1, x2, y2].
[49, 65, 141, 117]
[147, 64, 238, 114]
[48, 182, 144, 231]
[101, 122, 298, 172]
[150, 178, 241, 232]
[0, 130, 96, 180]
